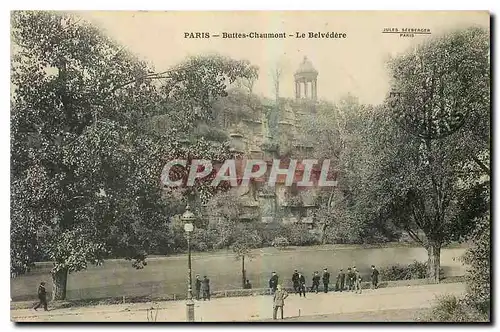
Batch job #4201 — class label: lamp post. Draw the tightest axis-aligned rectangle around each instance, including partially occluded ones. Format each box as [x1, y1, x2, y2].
[182, 204, 195, 322]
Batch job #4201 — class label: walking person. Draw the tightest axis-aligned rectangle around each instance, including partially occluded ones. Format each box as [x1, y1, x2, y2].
[322, 268, 330, 293]
[272, 285, 289, 320]
[33, 281, 48, 311]
[371, 265, 379, 289]
[202, 276, 211, 301]
[292, 269, 299, 294]
[269, 272, 279, 294]
[311, 271, 320, 293]
[354, 270, 362, 294]
[298, 272, 306, 298]
[195, 275, 202, 300]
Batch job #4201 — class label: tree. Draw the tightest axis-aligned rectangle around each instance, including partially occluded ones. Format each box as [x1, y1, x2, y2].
[206, 190, 262, 287]
[231, 226, 262, 288]
[148, 54, 258, 210]
[315, 190, 356, 244]
[10, 11, 258, 299]
[11, 11, 168, 299]
[301, 99, 349, 243]
[211, 88, 264, 129]
[382, 27, 490, 283]
[301, 96, 398, 244]
[270, 62, 283, 102]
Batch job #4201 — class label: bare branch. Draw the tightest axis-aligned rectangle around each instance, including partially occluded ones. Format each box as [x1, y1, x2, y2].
[471, 154, 490, 176]
[407, 228, 425, 246]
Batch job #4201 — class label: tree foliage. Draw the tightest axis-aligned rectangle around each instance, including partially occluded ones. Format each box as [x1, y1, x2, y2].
[362, 27, 490, 282]
[10, 10, 259, 299]
[11, 11, 168, 281]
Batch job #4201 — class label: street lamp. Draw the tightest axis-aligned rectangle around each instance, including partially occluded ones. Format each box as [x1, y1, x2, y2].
[182, 204, 195, 322]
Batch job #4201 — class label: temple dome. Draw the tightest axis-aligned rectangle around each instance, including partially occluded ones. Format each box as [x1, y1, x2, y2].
[295, 56, 318, 75]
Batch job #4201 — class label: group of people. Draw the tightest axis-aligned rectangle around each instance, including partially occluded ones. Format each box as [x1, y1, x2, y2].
[269, 265, 380, 297]
[269, 265, 380, 320]
[31, 265, 379, 319]
[194, 275, 211, 301]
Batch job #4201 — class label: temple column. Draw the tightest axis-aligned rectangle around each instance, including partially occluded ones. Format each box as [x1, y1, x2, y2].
[304, 79, 308, 98]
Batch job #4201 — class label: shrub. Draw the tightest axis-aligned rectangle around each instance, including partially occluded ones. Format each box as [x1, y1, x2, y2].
[420, 294, 489, 322]
[462, 215, 490, 315]
[286, 223, 320, 246]
[191, 228, 219, 251]
[271, 236, 289, 249]
[380, 264, 410, 281]
[255, 222, 289, 246]
[407, 260, 428, 279]
[380, 260, 441, 281]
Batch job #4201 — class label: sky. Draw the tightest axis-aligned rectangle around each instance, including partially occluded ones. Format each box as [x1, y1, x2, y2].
[77, 11, 489, 105]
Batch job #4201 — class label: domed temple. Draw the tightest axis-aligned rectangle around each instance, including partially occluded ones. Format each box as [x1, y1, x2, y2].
[295, 56, 318, 100]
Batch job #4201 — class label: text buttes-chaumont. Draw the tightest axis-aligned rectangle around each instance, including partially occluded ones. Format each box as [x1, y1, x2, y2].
[220, 31, 347, 39]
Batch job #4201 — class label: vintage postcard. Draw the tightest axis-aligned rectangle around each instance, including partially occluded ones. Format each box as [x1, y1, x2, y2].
[10, 10, 490, 323]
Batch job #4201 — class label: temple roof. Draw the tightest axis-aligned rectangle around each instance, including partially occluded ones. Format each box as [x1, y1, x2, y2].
[295, 56, 318, 75]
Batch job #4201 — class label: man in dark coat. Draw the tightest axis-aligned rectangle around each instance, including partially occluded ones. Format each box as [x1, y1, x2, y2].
[269, 272, 279, 294]
[336, 269, 345, 292]
[298, 272, 306, 297]
[195, 274, 202, 300]
[354, 270, 362, 294]
[292, 269, 299, 294]
[311, 271, 320, 293]
[244, 279, 252, 289]
[322, 268, 331, 293]
[33, 281, 48, 311]
[371, 265, 380, 289]
[202, 276, 210, 301]
[347, 267, 355, 291]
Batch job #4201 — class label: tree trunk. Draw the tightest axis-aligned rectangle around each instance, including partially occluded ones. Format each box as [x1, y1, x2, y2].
[320, 223, 328, 244]
[51, 267, 68, 300]
[321, 189, 335, 244]
[426, 243, 441, 284]
[241, 256, 246, 288]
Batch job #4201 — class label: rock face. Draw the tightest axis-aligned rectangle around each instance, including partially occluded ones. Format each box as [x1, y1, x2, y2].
[204, 57, 335, 228]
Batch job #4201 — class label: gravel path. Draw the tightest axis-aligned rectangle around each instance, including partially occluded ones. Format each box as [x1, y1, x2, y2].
[11, 282, 465, 322]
